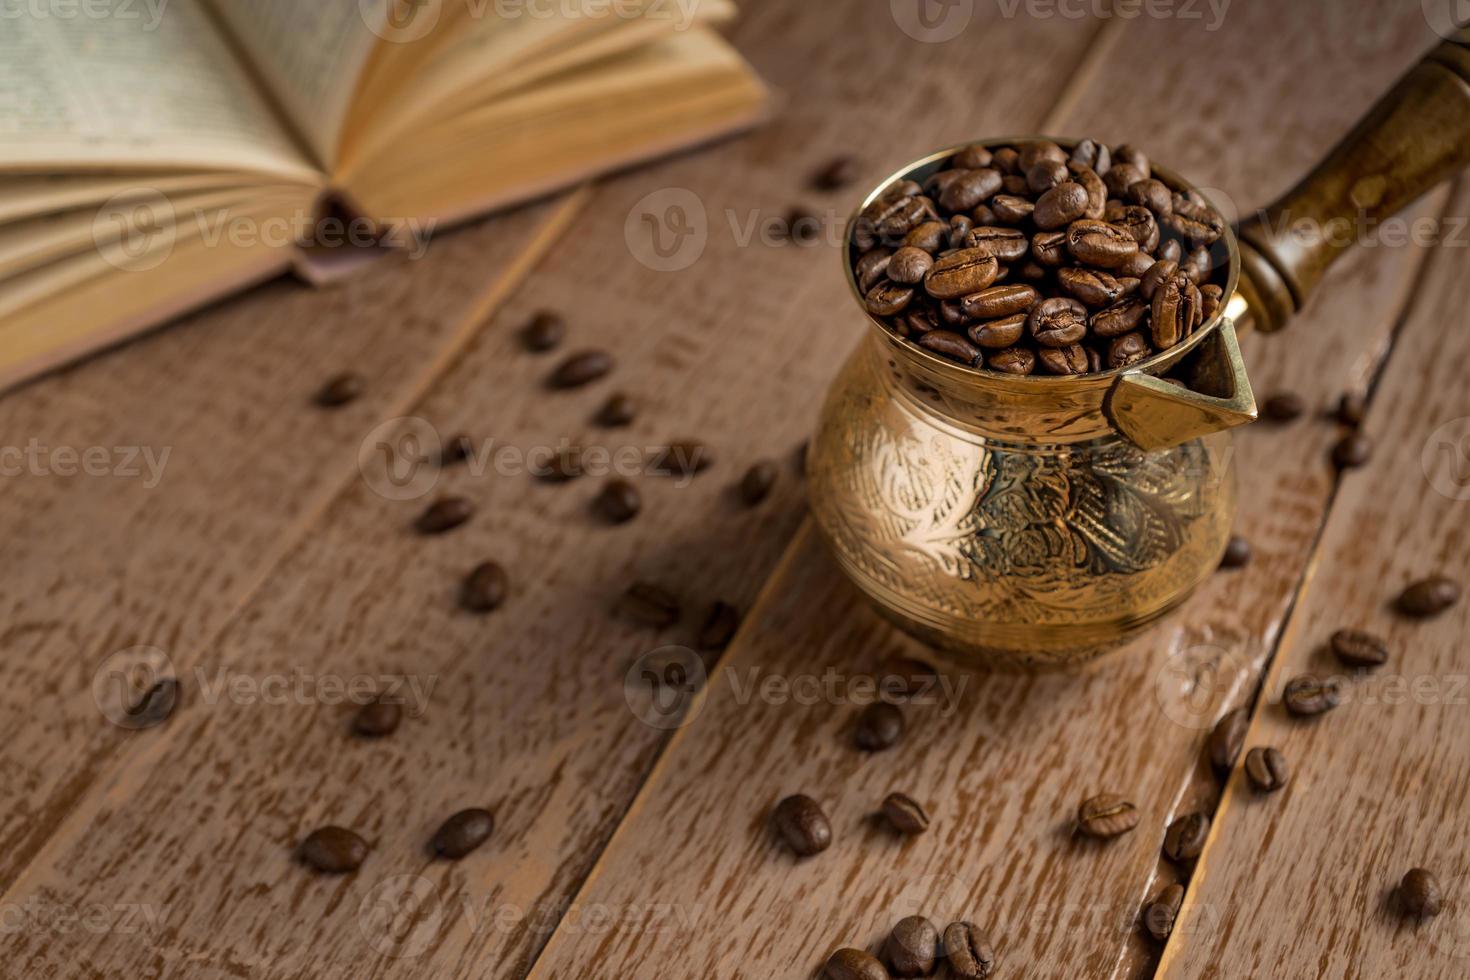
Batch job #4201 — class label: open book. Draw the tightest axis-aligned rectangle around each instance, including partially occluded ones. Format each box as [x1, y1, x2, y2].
[0, 0, 768, 390]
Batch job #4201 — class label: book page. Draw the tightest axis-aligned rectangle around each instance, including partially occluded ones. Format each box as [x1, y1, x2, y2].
[0, 0, 317, 181]
[206, 0, 386, 169]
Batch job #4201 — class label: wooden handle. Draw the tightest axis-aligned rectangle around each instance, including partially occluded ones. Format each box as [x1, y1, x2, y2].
[1237, 25, 1470, 332]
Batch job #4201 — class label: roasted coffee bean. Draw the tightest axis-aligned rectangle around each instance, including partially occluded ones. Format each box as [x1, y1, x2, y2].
[739, 461, 778, 506]
[1128, 178, 1173, 216]
[1029, 297, 1088, 347]
[1077, 794, 1139, 838]
[953, 144, 994, 170]
[888, 246, 935, 284]
[1398, 575, 1461, 617]
[1070, 138, 1107, 171]
[1019, 139, 1067, 171]
[1336, 391, 1367, 427]
[1113, 205, 1160, 251]
[537, 445, 584, 482]
[881, 195, 935, 242]
[1114, 144, 1151, 178]
[925, 249, 1000, 299]
[315, 373, 364, 408]
[1283, 674, 1342, 716]
[856, 248, 894, 291]
[885, 916, 939, 977]
[937, 300, 970, 329]
[773, 794, 832, 857]
[974, 201, 1002, 224]
[1038, 344, 1089, 376]
[1219, 535, 1251, 569]
[521, 311, 565, 351]
[866, 281, 915, 316]
[657, 439, 712, 478]
[824, 948, 887, 980]
[1400, 868, 1444, 918]
[969, 314, 1028, 350]
[440, 434, 474, 467]
[902, 309, 937, 336]
[615, 582, 680, 627]
[861, 180, 920, 222]
[594, 392, 636, 427]
[917, 330, 982, 366]
[1166, 210, 1223, 246]
[1200, 284, 1224, 319]
[1208, 706, 1249, 777]
[1244, 747, 1290, 792]
[991, 193, 1035, 223]
[1117, 248, 1158, 278]
[1262, 392, 1305, 422]
[299, 827, 368, 873]
[1142, 883, 1185, 943]
[1069, 162, 1108, 218]
[431, 808, 495, 859]
[991, 146, 1021, 174]
[1107, 331, 1151, 368]
[989, 346, 1036, 375]
[904, 221, 949, 253]
[416, 497, 473, 534]
[1331, 432, 1373, 470]
[948, 215, 974, 249]
[353, 696, 402, 737]
[1033, 181, 1090, 230]
[1017, 260, 1048, 283]
[697, 601, 741, 651]
[1067, 220, 1140, 269]
[1163, 812, 1210, 864]
[962, 284, 1039, 320]
[1027, 159, 1069, 194]
[593, 479, 641, 524]
[1092, 297, 1149, 337]
[548, 350, 613, 389]
[461, 561, 508, 612]
[943, 921, 996, 979]
[125, 678, 179, 727]
[1151, 272, 1200, 349]
[1058, 267, 1125, 307]
[814, 154, 860, 190]
[856, 701, 905, 751]
[1160, 239, 1184, 264]
[939, 168, 1003, 212]
[1183, 246, 1213, 284]
[881, 792, 930, 835]
[787, 207, 823, 246]
[1104, 162, 1146, 197]
[926, 168, 967, 198]
[964, 226, 1030, 262]
[1330, 628, 1389, 668]
[1140, 259, 1179, 301]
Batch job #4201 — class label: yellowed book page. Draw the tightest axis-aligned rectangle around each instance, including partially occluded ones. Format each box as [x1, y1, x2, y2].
[0, 0, 317, 181]
[205, 0, 391, 170]
[0, 172, 256, 224]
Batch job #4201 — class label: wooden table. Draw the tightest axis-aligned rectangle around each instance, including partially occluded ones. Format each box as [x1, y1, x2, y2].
[4, 1, 1468, 976]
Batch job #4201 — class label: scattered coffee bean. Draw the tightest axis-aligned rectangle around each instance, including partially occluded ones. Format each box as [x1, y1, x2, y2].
[739, 461, 778, 506]
[1336, 391, 1366, 428]
[824, 948, 888, 980]
[593, 479, 641, 524]
[521, 311, 565, 351]
[353, 696, 402, 737]
[594, 392, 636, 427]
[415, 496, 474, 534]
[855, 701, 905, 751]
[773, 794, 832, 857]
[315, 373, 364, 408]
[1077, 793, 1140, 839]
[1397, 575, 1461, 618]
[787, 207, 824, 246]
[1219, 535, 1251, 569]
[942, 921, 996, 979]
[881, 792, 930, 835]
[1163, 812, 1210, 864]
[460, 561, 508, 613]
[441, 433, 474, 466]
[697, 601, 741, 652]
[1330, 628, 1388, 669]
[615, 582, 681, 627]
[1142, 883, 1184, 943]
[1244, 747, 1290, 792]
[1283, 674, 1342, 717]
[885, 916, 939, 977]
[1331, 432, 1372, 470]
[814, 155, 861, 191]
[537, 446, 584, 482]
[1207, 707, 1249, 777]
[432, 808, 495, 859]
[1262, 392, 1305, 422]
[1399, 868, 1443, 918]
[655, 439, 713, 477]
[125, 679, 179, 727]
[548, 350, 613, 388]
[299, 826, 368, 873]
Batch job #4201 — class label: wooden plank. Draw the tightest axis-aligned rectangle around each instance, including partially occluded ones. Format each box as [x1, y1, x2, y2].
[0, 2, 1105, 977]
[520, 3, 1456, 978]
[0, 192, 584, 891]
[1158, 177, 1470, 980]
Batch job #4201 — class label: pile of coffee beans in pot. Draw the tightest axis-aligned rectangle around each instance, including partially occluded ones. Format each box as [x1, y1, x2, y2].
[851, 139, 1229, 375]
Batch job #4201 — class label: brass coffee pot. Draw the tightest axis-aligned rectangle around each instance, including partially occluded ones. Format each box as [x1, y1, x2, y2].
[808, 27, 1470, 668]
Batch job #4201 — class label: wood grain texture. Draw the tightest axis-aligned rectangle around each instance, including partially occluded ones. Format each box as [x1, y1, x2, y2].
[0, 192, 581, 892]
[522, 2, 1458, 978]
[0, 2, 1104, 977]
[1159, 178, 1470, 980]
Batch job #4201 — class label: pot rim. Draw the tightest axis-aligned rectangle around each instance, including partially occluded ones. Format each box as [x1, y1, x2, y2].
[843, 136, 1243, 390]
